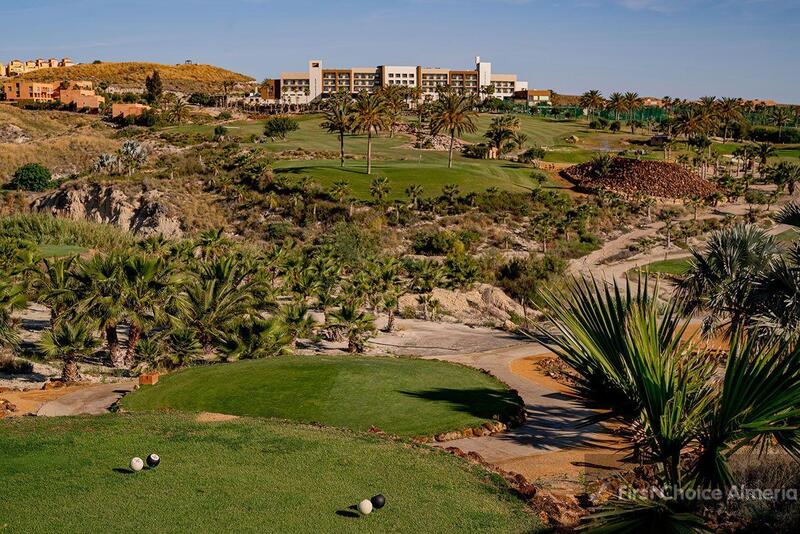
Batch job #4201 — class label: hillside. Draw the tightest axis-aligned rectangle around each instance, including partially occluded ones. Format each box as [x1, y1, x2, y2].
[15, 62, 255, 93]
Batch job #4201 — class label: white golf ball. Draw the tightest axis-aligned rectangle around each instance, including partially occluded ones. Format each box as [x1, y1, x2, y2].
[130, 457, 144, 472]
[357, 499, 373, 515]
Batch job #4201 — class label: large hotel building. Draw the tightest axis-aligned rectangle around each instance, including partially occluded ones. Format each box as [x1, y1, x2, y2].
[261, 56, 529, 104]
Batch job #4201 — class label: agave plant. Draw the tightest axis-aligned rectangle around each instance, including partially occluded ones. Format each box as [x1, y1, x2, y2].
[540, 276, 800, 531]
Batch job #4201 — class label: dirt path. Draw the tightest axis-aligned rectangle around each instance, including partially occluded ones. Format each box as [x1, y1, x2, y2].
[423, 343, 625, 492]
[570, 201, 791, 285]
[36, 382, 136, 417]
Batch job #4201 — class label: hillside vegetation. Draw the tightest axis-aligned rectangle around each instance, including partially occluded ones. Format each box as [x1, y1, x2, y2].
[17, 62, 255, 92]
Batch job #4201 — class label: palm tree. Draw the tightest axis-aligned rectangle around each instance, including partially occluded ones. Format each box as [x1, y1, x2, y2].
[483, 115, 519, 154]
[607, 92, 625, 121]
[320, 91, 352, 167]
[281, 301, 314, 347]
[38, 320, 100, 382]
[379, 85, 407, 138]
[623, 92, 642, 132]
[121, 255, 178, 365]
[767, 161, 800, 196]
[29, 257, 77, 324]
[369, 176, 390, 206]
[579, 90, 605, 122]
[674, 108, 705, 147]
[405, 184, 423, 209]
[350, 91, 387, 175]
[716, 97, 743, 142]
[177, 257, 257, 354]
[218, 317, 291, 361]
[328, 304, 375, 353]
[756, 142, 776, 173]
[429, 88, 478, 168]
[0, 277, 26, 352]
[678, 224, 784, 335]
[73, 254, 126, 367]
[771, 106, 793, 141]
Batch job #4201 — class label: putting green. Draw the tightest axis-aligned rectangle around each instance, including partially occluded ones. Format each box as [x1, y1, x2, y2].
[121, 355, 522, 438]
[0, 414, 541, 533]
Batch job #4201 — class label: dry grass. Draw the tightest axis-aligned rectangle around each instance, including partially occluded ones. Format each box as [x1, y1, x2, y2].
[0, 104, 97, 138]
[17, 62, 255, 93]
[0, 135, 119, 179]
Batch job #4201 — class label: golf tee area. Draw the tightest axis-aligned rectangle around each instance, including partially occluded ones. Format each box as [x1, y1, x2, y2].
[0, 356, 543, 533]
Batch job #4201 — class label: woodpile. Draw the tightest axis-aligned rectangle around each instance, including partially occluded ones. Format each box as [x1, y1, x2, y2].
[562, 158, 717, 199]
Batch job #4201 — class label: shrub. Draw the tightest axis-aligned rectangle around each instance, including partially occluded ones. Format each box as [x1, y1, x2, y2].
[213, 125, 228, 140]
[462, 144, 491, 159]
[134, 110, 158, 127]
[0, 354, 33, 374]
[264, 116, 299, 140]
[5, 163, 52, 192]
[218, 111, 233, 120]
[411, 229, 478, 256]
[518, 146, 546, 163]
[495, 254, 566, 304]
[748, 126, 800, 144]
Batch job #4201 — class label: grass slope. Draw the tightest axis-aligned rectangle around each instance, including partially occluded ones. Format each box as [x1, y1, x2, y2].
[121, 356, 521, 437]
[0, 414, 540, 533]
[17, 62, 254, 92]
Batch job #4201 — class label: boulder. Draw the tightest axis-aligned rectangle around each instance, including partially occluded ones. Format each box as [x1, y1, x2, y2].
[32, 184, 183, 238]
[398, 283, 526, 327]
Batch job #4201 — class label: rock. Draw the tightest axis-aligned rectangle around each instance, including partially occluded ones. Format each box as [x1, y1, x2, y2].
[435, 431, 463, 442]
[0, 124, 32, 144]
[32, 184, 183, 238]
[41, 380, 65, 390]
[398, 283, 526, 327]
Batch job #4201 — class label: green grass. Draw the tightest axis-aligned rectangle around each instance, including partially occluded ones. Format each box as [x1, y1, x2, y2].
[36, 244, 88, 257]
[0, 414, 540, 533]
[633, 257, 692, 276]
[121, 355, 521, 438]
[162, 114, 631, 199]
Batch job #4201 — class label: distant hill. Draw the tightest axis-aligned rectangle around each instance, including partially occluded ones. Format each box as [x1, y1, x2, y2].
[16, 62, 255, 93]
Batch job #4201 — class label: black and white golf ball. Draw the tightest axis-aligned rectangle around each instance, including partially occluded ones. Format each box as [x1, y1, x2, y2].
[371, 494, 386, 509]
[146, 453, 160, 468]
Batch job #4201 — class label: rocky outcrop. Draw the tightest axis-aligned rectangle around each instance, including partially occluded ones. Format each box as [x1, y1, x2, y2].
[32, 184, 183, 238]
[399, 283, 527, 327]
[0, 124, 32, 144]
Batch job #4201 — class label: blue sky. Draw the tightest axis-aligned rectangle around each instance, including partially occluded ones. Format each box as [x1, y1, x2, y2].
[2, 0, 798, 102]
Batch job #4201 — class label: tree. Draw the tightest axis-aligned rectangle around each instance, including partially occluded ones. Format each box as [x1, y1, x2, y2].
[405, 184, 423, 209]
[379, 85, 407, 138]
[29, 257, 77, 324]
[218, 317, 291, 361]
[6, 163, 51, 192]
[369, 176, 390, 206]
[121, 255, 177, 365]
[328, 304, 375, 353]
[483, 115, 519, 154]
[579, 90, 605, 122]
[716, 97, 743, 142]
[350, 92, 387, 175]
[177, 257, 257, 355]
[144, 70, 163, 104]
[320, 91, 352, 167]
[771, 106, 793, 142]
[73, 254, 126, 367]
[264, 116, 299, 141]
[38, 320, 100, 382]
[606, 92, 625, 121]
[0, 277, 26, 352]
[678, 224, 784, 335]
[767, 161, 800, 196]
[429, 88, 478, 169]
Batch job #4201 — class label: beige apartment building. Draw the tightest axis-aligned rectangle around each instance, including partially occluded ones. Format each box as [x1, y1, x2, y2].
[1, 57, 75, 77]
[263, 56, 528, 105]
[1, 79, 104, 110]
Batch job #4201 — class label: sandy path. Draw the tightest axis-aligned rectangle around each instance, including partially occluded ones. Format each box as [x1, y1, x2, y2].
[423, 343, 625, 490]
[36, 382, 136, 417]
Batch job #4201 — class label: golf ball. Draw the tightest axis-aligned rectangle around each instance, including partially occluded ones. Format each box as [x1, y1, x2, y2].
[371, 494, 386, 509]
[357, 499, 373, 515]
[146, 453, 160, 468]
[130, 457, 144, 472]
